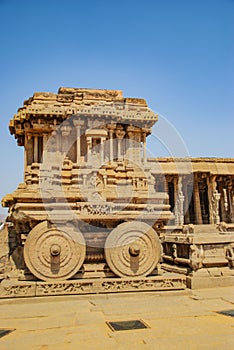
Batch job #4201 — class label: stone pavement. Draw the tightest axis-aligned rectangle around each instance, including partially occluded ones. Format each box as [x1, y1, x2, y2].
[0, 287, 233, 350]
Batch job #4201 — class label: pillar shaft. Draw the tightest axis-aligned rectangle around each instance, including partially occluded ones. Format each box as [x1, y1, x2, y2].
[86, 137, 92, 164]
[34, 135, 38, 163]
[143, 133, 147, 164]
[207, 175, 215, 224]
[109, 130, 113, 162]
[183, 178, 190, 224]
[24, 134, 28, 179]
[228, 182, 234, 222]
[117, 139, 121, 161]
[194, 174, 203, 224]
[100, 138, 104, 164]
[43, 134, 48, 150]
[76, 126, 81, 162]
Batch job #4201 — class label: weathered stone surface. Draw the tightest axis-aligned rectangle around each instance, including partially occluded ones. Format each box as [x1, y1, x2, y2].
[0, 274, 186, 298]
[105, 221, 161, 277]
[23, 221, 86, 281]
[161, 224, 234, 288]
[0, 225, 9, 277]
[1, 87, 234, 293]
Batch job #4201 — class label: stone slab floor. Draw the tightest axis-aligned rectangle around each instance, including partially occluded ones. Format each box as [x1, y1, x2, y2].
[0, 286, 233, 350]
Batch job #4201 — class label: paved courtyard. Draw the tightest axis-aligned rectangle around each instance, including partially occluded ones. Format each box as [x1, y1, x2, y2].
[0, 286, 233, 350]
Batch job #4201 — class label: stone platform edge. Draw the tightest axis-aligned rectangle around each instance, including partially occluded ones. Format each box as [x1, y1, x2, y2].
[0, 275, 186, 298]
[186, 275, 234, 289]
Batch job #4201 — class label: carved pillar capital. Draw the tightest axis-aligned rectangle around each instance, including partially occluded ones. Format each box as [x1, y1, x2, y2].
[107, 123, 116, 131]
[73, 118, 84, 128]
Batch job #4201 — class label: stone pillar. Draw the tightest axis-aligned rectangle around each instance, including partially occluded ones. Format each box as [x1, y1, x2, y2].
[61, 122, 72, 156]
[174, 176, 184, 225]
[183, 177, 190, 224]
[86, 137, 92, 164]
[193, 173, 203, 224]
[227, 178, 234, 222]
[135, 132, 141, 163]
[24, 134, 28, 180]
[100, 137, 104, 164]
[115, 126, 125, 162]
[109, 129, 114, 162]
[210, 176, 221, 224]
[73, 119, 84, 163]
[127, 130, 133, 161]
[220, 177, 230, 223]
[165, 176, 169, 194]
[117, 139, 121, 161]
[178, 176, 184, 225]
[174, 176, 179, 224]
[76, 125, 81, 162]
[213, 190, 221, 224]
[107, 124, 116, 162]
[43, 133, 48, 150]
[142, 132, 147, 164]
[223, 188, 228, 212]
[173, 176, 178, 207]
[24, 134, 28, 168]
[41, 133, 48, 163]
[207, 175, 215, 224]
[34, 135, 38, 163]
[26, 134, 33, 165]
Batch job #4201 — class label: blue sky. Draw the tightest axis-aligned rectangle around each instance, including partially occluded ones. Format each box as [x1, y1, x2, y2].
[0, 0, 233, 214]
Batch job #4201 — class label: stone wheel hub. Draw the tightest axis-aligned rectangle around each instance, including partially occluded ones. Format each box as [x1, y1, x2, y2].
[129, 243, 140, 257]
[50, 244, 61, 256]
[24, 221, 86, 281]
[105, 221, 161, 277]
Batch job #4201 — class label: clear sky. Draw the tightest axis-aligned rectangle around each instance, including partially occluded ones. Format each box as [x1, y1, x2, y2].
[0, 0, 233, 215]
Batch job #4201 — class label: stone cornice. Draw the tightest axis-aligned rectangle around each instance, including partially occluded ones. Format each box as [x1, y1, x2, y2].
[9, 87, 158, 141]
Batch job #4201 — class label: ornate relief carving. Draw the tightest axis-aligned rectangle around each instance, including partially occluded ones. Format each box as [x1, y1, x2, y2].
[225, 243, 234, 268]
[0, 280, 36, 297]
[189, 244, 204, 271]
[35, 275, 185, 296]
[217, 221, 228, 233]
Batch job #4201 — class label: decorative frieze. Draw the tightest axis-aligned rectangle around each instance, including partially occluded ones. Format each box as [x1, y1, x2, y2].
[0, 275, 186, 298]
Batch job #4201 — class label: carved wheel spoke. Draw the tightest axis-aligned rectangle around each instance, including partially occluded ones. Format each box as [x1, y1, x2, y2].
[24, 221, 86, 281]
[104, 221, 161, 277]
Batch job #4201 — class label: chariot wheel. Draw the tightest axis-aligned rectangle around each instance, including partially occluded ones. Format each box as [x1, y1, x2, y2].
[24, 221, 86, 281]
[104, 221, 161, 277]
